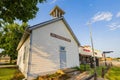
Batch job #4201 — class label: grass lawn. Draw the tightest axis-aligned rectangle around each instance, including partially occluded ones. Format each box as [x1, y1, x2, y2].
[76, 64, 120, 80]
[89, 65, 106, 77]
[105, 67, 120, 80]
[0, 68, 17, 80]
[75, 64, 107, 77]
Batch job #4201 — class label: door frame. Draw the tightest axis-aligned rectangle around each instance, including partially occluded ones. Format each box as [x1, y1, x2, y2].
[59, 46, 66, 69]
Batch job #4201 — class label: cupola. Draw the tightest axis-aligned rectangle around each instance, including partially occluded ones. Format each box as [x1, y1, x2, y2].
[50, 6, 65, 18]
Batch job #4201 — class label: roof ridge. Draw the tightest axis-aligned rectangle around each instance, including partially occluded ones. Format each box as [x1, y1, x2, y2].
[29, 17, 64, 30]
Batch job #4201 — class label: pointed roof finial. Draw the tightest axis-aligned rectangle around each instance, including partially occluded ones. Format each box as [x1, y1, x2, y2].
[50, 5, 65, 18]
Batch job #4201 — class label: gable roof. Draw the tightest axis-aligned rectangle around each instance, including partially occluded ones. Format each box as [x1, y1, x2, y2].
[17, 17, 80, 50]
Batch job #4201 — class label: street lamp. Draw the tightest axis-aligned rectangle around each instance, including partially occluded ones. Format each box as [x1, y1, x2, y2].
[103, 51, 113, 66]
[87, 22, 97, 80]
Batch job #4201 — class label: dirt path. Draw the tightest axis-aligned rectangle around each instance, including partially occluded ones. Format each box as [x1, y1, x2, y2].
[112, 61, 120, 67]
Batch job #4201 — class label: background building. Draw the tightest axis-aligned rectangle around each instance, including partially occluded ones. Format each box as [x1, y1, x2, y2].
[79, 45, 102, 67]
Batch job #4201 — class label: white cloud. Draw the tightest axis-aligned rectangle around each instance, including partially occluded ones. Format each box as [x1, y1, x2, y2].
[50, 0, 58, 4]
[116, 12, 120, 18]
[107, 22, 120, 30]
[91, 12, 113, 23]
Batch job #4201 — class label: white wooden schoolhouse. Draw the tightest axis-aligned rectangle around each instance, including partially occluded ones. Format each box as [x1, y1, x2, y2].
[17, 6, 80, 79]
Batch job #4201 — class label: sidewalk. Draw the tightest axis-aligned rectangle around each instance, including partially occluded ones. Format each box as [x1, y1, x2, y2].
[0, 65, 17, 68]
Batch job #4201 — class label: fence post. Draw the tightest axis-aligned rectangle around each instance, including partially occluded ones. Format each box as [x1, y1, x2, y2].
[102, 68, 104, 78]
[94, 73, 97, 80]
[111, 62, 113, 66]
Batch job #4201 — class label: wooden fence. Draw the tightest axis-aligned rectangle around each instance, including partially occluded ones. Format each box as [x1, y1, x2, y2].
[84, 64, 112, 80]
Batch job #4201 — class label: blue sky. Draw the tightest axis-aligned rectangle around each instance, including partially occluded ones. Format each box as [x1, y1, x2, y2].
[28, 0, 120, 57]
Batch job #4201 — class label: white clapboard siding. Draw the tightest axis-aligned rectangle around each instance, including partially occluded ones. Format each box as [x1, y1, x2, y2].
[29, 20, 79, 77]
[17, 37, 30, 77]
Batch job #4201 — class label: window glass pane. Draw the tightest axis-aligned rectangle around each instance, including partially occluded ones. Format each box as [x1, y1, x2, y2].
[23, 47, 26, 63]
[60, 46, 65, 51]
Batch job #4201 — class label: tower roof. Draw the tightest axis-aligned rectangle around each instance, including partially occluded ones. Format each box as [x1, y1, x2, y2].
[50, 6, 65, 18]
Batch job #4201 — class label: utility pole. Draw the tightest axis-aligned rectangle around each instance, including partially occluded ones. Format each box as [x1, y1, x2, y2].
[88, 22, 97, 80]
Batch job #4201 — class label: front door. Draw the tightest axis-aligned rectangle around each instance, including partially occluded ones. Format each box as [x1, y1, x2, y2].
[60, 46, 66, 68]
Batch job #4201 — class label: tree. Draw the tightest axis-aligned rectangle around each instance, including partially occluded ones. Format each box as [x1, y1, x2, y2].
[0, 22, 27, 63]
[0, 0, 46, 24]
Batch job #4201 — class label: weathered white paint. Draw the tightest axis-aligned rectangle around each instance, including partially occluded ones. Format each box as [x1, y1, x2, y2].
[28, 20, 79, 78]
[17, 37, 30, 77]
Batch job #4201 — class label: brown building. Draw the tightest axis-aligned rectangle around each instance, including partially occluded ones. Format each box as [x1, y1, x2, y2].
[0, 55, 10, 63]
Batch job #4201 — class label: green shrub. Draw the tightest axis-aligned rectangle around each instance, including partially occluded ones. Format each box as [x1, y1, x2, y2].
[74, 64, 91, 71]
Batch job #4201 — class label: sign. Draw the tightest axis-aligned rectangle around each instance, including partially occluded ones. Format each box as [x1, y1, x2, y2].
[50, 33, 71, 42]
[83, 49, 91, 52]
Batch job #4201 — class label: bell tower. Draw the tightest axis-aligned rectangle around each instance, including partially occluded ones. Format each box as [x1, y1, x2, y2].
[50, 6, 65, 18]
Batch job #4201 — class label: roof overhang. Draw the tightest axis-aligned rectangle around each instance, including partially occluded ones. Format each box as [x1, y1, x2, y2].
[16, 27, 30, 50]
